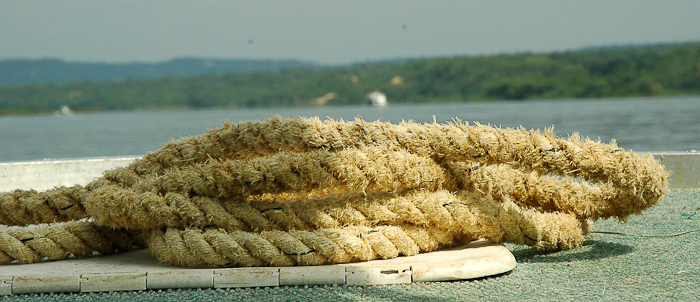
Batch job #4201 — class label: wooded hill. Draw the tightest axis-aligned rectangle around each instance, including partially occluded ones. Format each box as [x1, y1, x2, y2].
[1, 42, 699, 114]
[0, 58, 313, 87]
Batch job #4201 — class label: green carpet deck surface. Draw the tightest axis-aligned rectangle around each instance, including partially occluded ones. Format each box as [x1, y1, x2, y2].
[3, 189, 699, 302]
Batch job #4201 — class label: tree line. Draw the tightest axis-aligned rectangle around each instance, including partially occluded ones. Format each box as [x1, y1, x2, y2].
[1, 42, 699, 114]
[0, 58, 313, 87]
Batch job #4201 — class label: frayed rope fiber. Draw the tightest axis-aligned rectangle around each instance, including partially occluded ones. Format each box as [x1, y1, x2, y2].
[0, 116, 668, 267]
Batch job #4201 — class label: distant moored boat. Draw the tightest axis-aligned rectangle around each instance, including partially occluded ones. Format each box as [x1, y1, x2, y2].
[54, 105, 74, 116]
[366, 91, 388, 107]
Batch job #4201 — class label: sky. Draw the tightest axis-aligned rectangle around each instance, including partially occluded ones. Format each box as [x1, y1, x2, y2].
[1, 1, 699, 65]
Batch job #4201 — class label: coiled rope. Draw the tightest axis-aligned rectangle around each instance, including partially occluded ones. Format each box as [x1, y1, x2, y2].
[0, 116, 668, 267]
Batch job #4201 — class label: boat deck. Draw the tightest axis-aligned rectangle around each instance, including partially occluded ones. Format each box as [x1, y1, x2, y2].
[1, 153, 699, 301]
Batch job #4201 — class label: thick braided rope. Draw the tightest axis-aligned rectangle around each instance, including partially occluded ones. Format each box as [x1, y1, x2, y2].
[112, 116, 667, 201]
[0, 147, 445, 227]
[147, 191, 586, 267]
[0, 186, 87, 227]
[140, 146, 445, 197]
[98, 116, 668, 226]
[1, 190, 584, 265]
[47, 117, 663, 211]
[0, 221, 147, 264]
[0, 117, 668, 267]
[443, 162, 650, 221]
[0, 142, 665, 228]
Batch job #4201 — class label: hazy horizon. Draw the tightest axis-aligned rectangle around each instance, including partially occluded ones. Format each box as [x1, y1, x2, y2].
[2, 1, 699, 65]
[5, 40, 698, 66]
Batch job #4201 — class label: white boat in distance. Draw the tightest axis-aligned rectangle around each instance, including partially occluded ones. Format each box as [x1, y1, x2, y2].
[54, 105, 74, 116]
[366, 91, 388, 107]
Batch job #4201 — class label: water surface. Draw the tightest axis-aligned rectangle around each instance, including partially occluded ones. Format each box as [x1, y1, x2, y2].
[1, 96, 698, 162]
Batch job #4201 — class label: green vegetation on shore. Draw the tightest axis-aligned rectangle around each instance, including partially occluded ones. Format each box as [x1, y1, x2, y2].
[1, 42, 699, 114]
[0, 58, 313, 87]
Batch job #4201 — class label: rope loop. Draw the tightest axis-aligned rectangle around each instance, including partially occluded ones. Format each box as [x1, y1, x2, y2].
[0, 116, 668, 266]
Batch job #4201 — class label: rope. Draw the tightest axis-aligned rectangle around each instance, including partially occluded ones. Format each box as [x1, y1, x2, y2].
[138, 189, 590, 267]
[0, 221, 146, 264]
[125, 116, 665, 195]
[0, 116, 668, 266]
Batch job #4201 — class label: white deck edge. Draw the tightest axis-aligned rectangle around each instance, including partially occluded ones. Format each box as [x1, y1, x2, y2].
[644, 151, 700, 188]
[0, 241, 515, 294]
[0, 155, 141, 192]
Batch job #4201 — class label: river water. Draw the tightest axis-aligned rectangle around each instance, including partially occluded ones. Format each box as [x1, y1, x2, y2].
[1, 96, 698, 162]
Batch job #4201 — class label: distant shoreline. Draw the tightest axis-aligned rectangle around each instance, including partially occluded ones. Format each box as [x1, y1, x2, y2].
[1, 41, 699, 115]
[3, 94, 698, 117]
